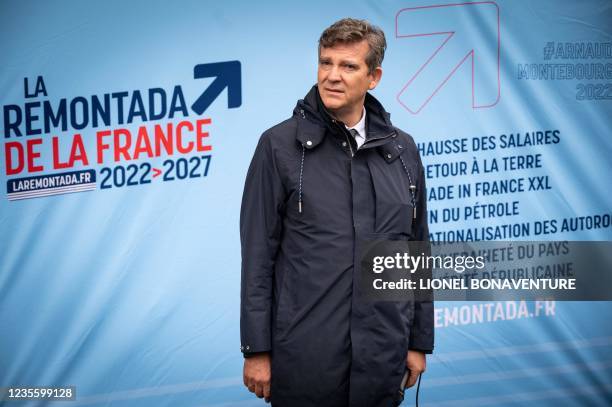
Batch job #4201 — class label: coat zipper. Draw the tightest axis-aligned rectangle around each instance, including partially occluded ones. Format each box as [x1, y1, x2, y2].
[359, 131, 396, 149]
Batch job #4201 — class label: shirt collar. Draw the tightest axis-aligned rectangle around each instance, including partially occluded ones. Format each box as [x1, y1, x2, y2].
[345, 106, 366, 138]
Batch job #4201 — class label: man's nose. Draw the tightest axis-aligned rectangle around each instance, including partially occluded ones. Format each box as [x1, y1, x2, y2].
[328, 65, 341, 82]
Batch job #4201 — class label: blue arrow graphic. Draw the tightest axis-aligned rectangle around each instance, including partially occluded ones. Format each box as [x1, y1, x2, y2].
[191, 61, 242, 114]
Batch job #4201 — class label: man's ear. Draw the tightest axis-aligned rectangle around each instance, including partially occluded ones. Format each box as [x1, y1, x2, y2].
[368, 67, 383, 90]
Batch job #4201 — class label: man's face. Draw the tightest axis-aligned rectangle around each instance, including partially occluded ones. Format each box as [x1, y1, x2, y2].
[317, 40, 382, 120]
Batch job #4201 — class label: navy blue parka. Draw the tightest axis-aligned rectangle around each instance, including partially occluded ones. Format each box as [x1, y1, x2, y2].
[240, 86, 433, 406]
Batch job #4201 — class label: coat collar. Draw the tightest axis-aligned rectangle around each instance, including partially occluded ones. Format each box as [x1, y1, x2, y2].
[293, 85, 405, 162]
[293, 86, 329, 150]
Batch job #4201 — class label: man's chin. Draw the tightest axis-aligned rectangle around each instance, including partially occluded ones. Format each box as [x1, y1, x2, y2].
[321, 98, 345, 113]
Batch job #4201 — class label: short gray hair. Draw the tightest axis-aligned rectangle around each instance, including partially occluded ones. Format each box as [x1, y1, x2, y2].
[318, 18, 387, 73]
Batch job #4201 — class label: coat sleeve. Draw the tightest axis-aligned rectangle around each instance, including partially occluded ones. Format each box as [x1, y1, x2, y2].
[240, 132, 286, 355]
[408, 159, 435, 354]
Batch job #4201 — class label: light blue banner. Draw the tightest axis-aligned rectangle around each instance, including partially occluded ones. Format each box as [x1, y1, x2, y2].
[1, 0, 611, 405]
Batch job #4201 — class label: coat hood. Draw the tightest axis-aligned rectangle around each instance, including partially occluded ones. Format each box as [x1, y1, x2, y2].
[292, 85, 396, 150]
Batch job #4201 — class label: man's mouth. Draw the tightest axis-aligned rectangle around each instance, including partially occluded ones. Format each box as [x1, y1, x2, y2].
[325, 88, 344, 94]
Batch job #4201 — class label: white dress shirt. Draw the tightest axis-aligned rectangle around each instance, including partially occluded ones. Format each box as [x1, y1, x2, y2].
[345, 106, 366, 149]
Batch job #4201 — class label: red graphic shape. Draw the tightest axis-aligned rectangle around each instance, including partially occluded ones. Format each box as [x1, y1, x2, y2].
[395, 2, 500, 114]
[152, 168, 162, 178]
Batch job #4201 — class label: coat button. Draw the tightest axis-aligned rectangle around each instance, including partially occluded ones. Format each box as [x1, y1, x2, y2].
[246, 346, 250, 350]
[387, 153, 392, 159]
[342, 141, 347, 147]
[398, 145, 403, 149]
[306, 140, 313, 147]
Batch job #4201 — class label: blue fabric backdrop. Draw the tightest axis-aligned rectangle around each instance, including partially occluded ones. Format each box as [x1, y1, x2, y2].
[1, 0, 611, 405]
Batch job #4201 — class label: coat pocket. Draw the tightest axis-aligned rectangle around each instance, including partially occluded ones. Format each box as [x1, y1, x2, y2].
[375, 200, 413, 237]
[273, 267, 294, 337]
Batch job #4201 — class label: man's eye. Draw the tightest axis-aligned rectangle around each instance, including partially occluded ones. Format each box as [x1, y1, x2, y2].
[345, 65, 357, 71]
[320, 61, 331, 66]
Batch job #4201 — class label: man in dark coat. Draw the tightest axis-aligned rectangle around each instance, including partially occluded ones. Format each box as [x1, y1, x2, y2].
[240, 18, 433, 406]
